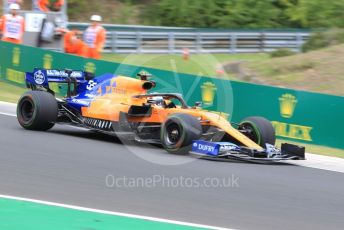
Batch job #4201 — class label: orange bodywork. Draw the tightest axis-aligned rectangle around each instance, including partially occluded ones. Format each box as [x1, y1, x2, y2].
[81, 76, 263, 150]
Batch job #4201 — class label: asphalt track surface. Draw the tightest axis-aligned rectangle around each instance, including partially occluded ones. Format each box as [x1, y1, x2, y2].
[1, 114, 344, 230]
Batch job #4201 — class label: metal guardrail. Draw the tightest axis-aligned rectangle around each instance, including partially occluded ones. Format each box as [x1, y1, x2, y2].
[103, 31, 310, 54]
[68, 23, 311, 54]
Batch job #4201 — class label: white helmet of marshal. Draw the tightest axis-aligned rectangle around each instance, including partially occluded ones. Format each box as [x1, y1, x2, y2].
[90, 15, 102, 22]
[9, 3, 20, 10]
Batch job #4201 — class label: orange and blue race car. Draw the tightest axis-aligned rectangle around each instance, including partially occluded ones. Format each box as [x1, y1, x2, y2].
[16, 68, 305, 163]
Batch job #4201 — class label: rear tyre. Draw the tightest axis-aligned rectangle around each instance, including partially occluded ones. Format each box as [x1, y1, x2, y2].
[239, 116, 276, 147]
[17, 91, 58, 131]
[160, 113, 202, 155]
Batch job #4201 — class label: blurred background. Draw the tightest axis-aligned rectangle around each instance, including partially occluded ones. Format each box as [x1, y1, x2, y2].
[2, 0, 344, 96]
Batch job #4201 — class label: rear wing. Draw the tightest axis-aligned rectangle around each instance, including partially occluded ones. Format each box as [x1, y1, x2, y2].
[25, 68, 94, 96]
[25, 68, 91, 86]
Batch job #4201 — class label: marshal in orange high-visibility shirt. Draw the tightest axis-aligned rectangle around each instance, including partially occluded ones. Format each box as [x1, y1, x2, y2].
[65, 30, 88, 57]
[63, 29, 78, 53]
[37, 0, 49, 12]
[83, 15, 106, 59]
[73, 39, 88, 57]
[0, 3, 25, 44]
[38, 0, 64, 12]
[57, 28, 88, 57]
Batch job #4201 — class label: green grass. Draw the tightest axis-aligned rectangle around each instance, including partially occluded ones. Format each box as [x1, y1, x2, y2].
[0, 81, 27, 103]
[276, 139, 344, 159]
[101, 53, 270, 78]
[99, 50, 344, 96]
[243, 44, 344, 96]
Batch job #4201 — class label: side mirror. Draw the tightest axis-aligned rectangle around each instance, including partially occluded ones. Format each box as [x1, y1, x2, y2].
[84, 72, 95, 81]
[194, 101, 202, 107]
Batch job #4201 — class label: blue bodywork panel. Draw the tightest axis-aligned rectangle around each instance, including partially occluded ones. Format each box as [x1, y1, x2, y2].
[26, 68, 86, 87]
[25, 69, 118, 112]
[191, 140, 241, 156]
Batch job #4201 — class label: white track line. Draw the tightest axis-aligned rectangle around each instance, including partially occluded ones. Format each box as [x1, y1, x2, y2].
[0, 194, 233, 230]
[0, 112, 16, 117]
[289, 154, 344, 173]
[0, 101, 16, 116]
[0, 101, 17, 106]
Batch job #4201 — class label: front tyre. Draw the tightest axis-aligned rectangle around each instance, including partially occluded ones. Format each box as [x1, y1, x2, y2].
[239, 116, 276, 147]
[160, 113, 202, 155]
[17, 91, 58, 131]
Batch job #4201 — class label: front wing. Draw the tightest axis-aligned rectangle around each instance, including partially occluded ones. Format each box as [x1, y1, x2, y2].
[190, 140, 305, 164]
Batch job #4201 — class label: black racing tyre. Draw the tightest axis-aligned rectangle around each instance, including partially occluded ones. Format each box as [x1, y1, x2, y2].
[239, 116, 276, 147]
[17, 91, 58, 131]
[160, 113, 202, 155]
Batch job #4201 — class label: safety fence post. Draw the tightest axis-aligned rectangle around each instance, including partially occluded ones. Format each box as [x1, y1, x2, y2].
[112, 31, 117, 53]
[196, 32, 202, 54]
[230, 33, 237, 54]
[137, 31, 142, 54]
[168, 32, 175, 54]
[296, 33, 303, 52]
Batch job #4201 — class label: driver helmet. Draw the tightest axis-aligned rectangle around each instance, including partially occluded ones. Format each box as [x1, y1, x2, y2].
[148, 96, 164, 106]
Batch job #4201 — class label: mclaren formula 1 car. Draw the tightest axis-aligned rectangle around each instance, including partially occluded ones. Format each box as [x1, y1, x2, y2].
[16, 68, 305, 163]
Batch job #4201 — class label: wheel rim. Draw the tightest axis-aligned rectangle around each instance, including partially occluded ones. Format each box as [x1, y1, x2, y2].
[20, 99, 34, 122]
[166, 123, 181, 145]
